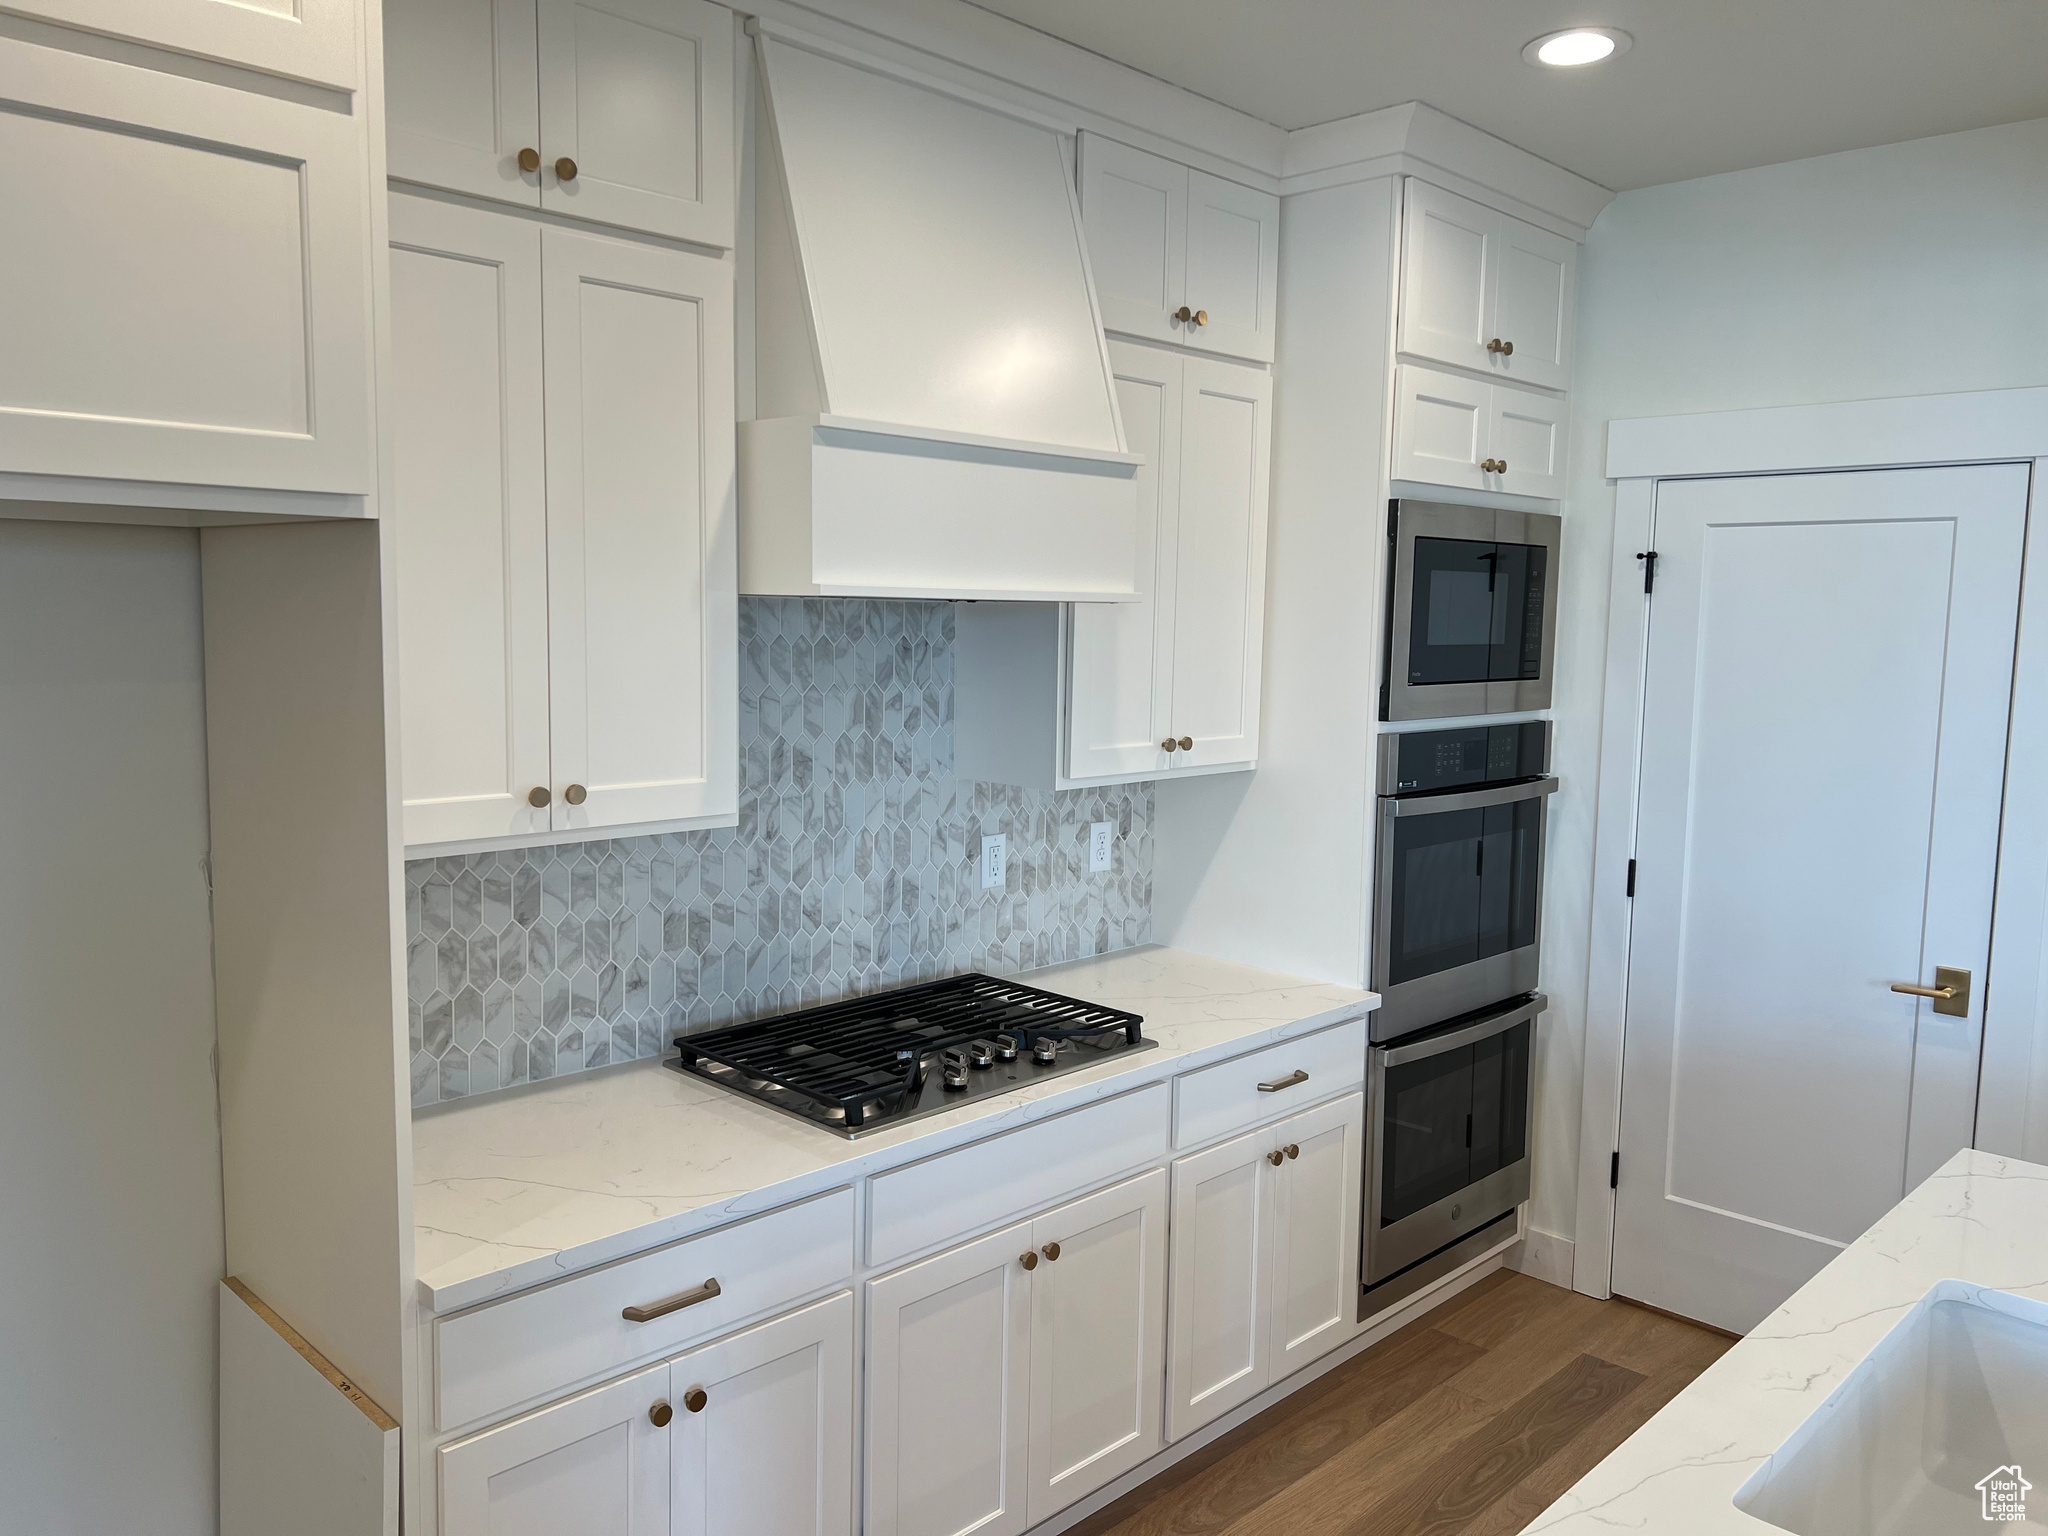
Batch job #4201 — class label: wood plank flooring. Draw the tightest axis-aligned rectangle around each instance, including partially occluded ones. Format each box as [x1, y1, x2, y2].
[1069, 1270, 1734, 1536]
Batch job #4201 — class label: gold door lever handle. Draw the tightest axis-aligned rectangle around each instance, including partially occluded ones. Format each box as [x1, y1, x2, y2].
[1890, 982, 1954, 999]
[1891, 967, 1971, 1017]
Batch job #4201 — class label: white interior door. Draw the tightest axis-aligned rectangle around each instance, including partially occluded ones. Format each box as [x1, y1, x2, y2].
[1613, 463, 2028, 1334]
[1077, 133, 1186, 349]
[670, 1291, 855, 1536]
[389, 195, 552, 849]
[1167, 356, 1270, 768]
[1267, 1092, 1362, 1377]
[1027, 1169, 1167, 1525]
[864, 1220, 1033, 1536]
[1166, 1128, 1272, 1442]
[537, 0, 734, 245]
[1066, 342, 1179, 781]
[385, 0, 542, 208]
[1183, 169, 1278, 363]
[540, 225, 736, 835]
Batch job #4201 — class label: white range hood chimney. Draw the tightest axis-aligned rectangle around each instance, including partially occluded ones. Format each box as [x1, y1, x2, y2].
[740, 22, 1141, 602]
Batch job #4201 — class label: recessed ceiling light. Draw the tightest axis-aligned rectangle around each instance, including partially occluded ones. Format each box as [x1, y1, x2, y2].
[1523, 27, 1632, 68]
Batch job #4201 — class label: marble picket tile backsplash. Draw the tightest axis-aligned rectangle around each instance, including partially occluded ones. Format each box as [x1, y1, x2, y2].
[407, 598, 1153, 1106]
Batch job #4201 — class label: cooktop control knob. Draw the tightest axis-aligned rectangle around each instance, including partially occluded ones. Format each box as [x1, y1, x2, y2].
[993, 1033, 1020, 1062]
[968, 1041, 995, 1069]
[1032, 1037, 1061, 1066]
[940, 1048, 971, 1090]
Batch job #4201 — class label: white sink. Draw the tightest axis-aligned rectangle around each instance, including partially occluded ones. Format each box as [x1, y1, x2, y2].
[1735, 1281, 2048, 1534]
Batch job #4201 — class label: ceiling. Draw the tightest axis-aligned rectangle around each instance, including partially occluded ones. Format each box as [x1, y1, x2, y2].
[963, 0, 2048, 191]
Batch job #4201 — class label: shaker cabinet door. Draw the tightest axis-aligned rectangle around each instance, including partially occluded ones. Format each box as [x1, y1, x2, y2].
[537, 0, 734, 245]
[1026, 1169, 1168, 1524]
[440, 1362, 670, 1536]
[1399, 180, 1497, 376]
[1183, 169, 1278, 364]
[389, 195, 554, 849]
[670, 1292, 856, 1536]
[1166, 1129, 1273, 1442]
[540, 226, 737, 836]
[1491, 219, 1576, 392]
[11, 0, 361, 89]
[865, 1221, 1034, 1536]
[1268, 1093, 1363, 1378]
[1490, 384, 1569, 500]
[1078, 132, 1187, 349]
[385, 0, 542, 208]
[1392, 364, 1491, 493]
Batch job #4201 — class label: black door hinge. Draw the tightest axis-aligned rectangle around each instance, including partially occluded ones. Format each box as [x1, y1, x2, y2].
[1626, 858, 1637, 898]
[1610, 1151, 1620, 1189]
[1636, 550, 1659, 593]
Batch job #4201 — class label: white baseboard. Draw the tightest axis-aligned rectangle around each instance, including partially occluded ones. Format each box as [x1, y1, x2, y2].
[1506, 1224, 1575, 1289]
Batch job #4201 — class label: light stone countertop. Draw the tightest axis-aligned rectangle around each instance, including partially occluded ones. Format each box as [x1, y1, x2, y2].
[1530, 1148, 2048, 1534]
[412, 945, 1374, 1314]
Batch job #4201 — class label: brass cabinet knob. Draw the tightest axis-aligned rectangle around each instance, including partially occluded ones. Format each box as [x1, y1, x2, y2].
[1020, 1250, 1038, 1271]
[1495, 459, 1508, 474]
[528, 786, 551, 808]
[517, 147, 541, 174]
[555, 156, 578, 182]
[1177, 736, 1193, 751]
[1173, 305, 1193, 323]
[564, 783, 588, 805]
[1192, 309, 1208, 326]
[1267, 1149, 1284, 1166]
[1481, 458, 1509, 474]
[1161, 738, 1179, 753]
[1487, 337, 1514, 355]
[1284, 1143, 1300, 1160]
[649, 1400, 673, 1427]
[1041, 1241, 1061, 1262]
[682, 1386, 708, 1414]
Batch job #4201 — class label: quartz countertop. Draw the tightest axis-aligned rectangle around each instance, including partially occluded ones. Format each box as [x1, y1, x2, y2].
[412, 945, 1374, 1314]
[1530, 1148, 2048, 1534]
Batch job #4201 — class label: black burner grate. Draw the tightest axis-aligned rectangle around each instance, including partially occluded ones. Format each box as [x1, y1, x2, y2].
[671, 973, 1145, 1130]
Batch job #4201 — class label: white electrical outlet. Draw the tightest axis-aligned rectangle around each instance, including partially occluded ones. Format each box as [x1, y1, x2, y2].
[980, 833, 1007, 890]
[1089, 822, 1114, 873]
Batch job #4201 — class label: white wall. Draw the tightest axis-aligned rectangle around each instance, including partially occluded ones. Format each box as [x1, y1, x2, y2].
[0, 521, 223, 1536]
[1538, 117, 2048, 1251]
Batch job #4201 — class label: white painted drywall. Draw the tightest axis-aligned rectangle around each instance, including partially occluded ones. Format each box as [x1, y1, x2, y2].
[0, 520, 223, 1535]
[1542, 117, 2048, 1249]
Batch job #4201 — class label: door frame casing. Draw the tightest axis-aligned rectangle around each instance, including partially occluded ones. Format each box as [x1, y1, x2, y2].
[1571, 385, 2048, 1300]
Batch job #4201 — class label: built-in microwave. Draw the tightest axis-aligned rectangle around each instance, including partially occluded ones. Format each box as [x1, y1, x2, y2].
[1381, 500, 1562, 722]
[1370, 722, 1553, 1041]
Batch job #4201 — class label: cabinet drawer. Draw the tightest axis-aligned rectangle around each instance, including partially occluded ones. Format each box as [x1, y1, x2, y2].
[867, 1083, 1169, 1270]
[1173, 1019, 1367, 1150]
[435, 1186, 854, 1430]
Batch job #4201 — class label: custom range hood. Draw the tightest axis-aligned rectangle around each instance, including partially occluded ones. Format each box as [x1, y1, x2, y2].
[742, 21, 1141, 601]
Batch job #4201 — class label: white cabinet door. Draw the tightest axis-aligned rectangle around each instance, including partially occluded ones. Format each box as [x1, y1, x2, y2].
[1026, 1168, 1167, 1524]
[1491, 384, 1569, 500]
[1067, 343, 1180, 781]
[1078, 133, 1186, 350]
[865, 1221, 1033, 1536]
[1399, 179, 1496, 377]
[441, 1362, 669, 1536]
[1166, 1128, 1272, 1442]
[1491, 219, 1576, 392]
[1392, 364, 1490, 493]
[12, 0, 360, 89]
[1184, 169, 1278, 364]
[390, 196, 554, 850]
[537, 0, 734, 246]
[1267, 1093, 1362, 1379]
[0, 39, 371, 495]
[385, 0, 542, 208]
[540, 226, 737, 834]
[671, 1292, 855, 1536]
[1167, 356, 1270, 768]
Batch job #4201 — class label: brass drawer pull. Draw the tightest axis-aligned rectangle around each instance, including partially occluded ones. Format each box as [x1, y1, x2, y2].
[621, 1276, 721, 1323]
[1257, 1069, 1309, 1093]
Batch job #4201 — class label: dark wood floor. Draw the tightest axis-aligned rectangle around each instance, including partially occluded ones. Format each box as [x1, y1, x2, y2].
[1071, 1269, 1733, 1536]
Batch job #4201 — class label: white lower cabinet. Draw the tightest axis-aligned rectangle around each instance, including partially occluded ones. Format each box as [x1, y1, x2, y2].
[865, 1168, 1168, 1536]
[1166, 1093, 1363, 1442]
[441, 1291, 854, 1536]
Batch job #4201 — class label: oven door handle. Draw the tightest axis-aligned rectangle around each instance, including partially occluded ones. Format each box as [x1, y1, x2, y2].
[1387, 777, 1558, 817]
[1377, 993, 1547, 1066]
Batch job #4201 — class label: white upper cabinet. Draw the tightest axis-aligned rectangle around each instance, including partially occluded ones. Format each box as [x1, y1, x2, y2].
[10, 0, 361, 89]
[0, 38, 373, 500]
[1398, 179, 1575, 393]
[386, 0, 734, 248]
[391, 196, 736, 851]
[1080, 133, 1278, 364]
[1393, 363, 1568, 501]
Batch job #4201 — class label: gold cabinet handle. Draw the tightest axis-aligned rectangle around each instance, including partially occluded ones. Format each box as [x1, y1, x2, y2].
[1177, 736, 1193, 751]
[1284, 1143, 1300, 1160]
[1258, 1069, 1309, 1093]
[1173, 305, 1194, 323]
[1267, 1148, 1284, 1166]
[1041, 1241, 1062, 1262]
[1161, 738, 1179, 753]
[649, 1400, 673, 1427]
[564, 783, 588, 805]
[1487, 337, 1514, 355]
[621, 1276, 720, 1323]
[517, 147, 541, 174]
[555, 156, 578, 182]
[682, 1386, 708, 1414]
[528, 786, 552, 808]
[1020, 1250, 1038, 1271]
[1892, 967, 1971, 1017]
